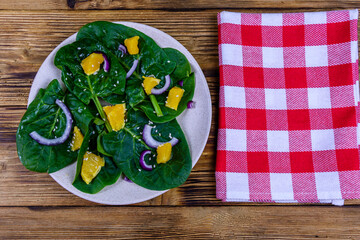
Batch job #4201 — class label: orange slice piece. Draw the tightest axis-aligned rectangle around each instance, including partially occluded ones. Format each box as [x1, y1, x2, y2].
[70, 126, 84, 151]
[80, 53, 104, 75]
[81, 151, 105, 185]
[142, 76, 160, 95]
[124, 36, 140, 55]
[103, 103, 126, 131]
[156, 143, 172, 164]
[165, 86, 185, 110]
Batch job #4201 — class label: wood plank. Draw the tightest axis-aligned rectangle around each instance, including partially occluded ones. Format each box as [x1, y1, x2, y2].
[1, 206, 360, 239]
[1, 0, 360, 10]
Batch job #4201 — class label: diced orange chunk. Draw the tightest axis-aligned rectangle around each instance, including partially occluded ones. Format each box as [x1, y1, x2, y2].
[81, 151, 105, 185]
[81, 53, 104, 75]
[71, 126, 84, 151]
[165, 86, 185, 111]
[142, 76, 160, 95]
[156, 143, 172, 164]
[103, 103, 126, 131]
[124, 36, 140, 55]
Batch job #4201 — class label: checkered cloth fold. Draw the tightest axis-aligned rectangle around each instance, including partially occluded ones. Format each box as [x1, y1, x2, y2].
[216, 10, 360, 204]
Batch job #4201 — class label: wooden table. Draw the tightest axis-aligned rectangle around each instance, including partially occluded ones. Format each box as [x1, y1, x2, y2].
[2, 1, 360, 239]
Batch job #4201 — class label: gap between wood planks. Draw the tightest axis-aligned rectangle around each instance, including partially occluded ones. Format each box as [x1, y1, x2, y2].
[0, 0, 360, 10]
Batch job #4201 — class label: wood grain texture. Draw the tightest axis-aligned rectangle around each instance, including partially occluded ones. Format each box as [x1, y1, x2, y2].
[1, 0, 360, 10]
[2, 206, 360, 239]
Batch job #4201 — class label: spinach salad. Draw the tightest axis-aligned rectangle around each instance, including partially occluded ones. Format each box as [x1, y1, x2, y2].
[16, 21, 195, 194]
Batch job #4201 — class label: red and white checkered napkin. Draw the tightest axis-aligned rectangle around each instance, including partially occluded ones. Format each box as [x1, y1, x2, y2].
[216, 10, 360, 205]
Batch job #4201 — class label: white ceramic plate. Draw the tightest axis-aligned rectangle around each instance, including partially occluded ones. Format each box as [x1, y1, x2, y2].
[28, 22, 212, 205]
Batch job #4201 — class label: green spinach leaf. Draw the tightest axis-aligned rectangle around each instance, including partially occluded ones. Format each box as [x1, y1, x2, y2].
[102, 109, 192, 190]
[101, 94, 125, 105]
[126, 76, 146, 108]
[138, 73, 195, 123]
[76, 21, 176, 77]
[76, 22, 195, 124]
[72, 124, 121, 194]
[54, 38, 127, 105]
[163, 48, 191, 82]
[16, 80, 77, 173]
[65, 92, 97, 134]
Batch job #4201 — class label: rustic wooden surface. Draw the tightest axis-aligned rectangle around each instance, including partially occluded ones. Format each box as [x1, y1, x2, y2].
[1, 1, 360, 239]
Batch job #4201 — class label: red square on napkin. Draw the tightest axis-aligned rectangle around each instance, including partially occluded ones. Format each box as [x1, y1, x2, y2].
[216, 10, 360, 204]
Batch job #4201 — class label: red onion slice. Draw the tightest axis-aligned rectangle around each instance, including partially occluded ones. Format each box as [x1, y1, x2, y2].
[178, 80, 184, 87]
[118, 44, 127, 57]
[94, 51, 110, 72]
[126, 59, 138, 79]
[139, 150, 153, 171]
[187, 101, 195, 109]
[151, 75, 171, 95]
[29, 99, 73, 146]
[102, 53, 110, 72]
[123, 176, 133, 183]
[142, 124, 179, 148]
